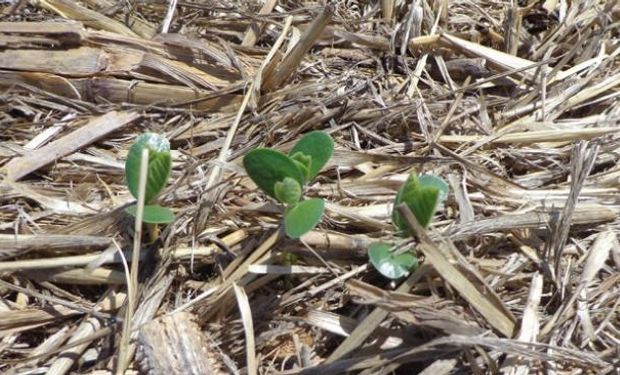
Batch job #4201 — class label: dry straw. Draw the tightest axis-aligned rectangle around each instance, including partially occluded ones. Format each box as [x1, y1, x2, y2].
[0, 0, 619, 374]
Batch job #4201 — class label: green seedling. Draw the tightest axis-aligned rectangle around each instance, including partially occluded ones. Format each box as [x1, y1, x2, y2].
[369, 173, 449, 279]
[243, 131, 334, 239]
[124, 133, 175, 225]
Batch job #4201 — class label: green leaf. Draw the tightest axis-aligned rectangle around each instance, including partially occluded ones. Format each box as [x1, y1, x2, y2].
[392, 173, 448, 235]
[125, 204, 175, 224]
[419, 175, 449, 202]
[284, 198, 325, 239]
[289, 131, 334, 180]
[274, 177, 302, 205]
[368, 242, 418, 279]
[243, 148, 305, 199]
[125, 133, 172, 204]
[290, 152, 312, 181]
[393, 187, 439, 231]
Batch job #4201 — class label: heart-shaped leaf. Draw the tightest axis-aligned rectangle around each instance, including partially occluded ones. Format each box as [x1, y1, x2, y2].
[284, 198, 325, 239]
[125, 204, 175, 224]
[289, 131, 333, 181]
[392, 173, 448, 235]
[244, 148, 305, 199]
[368, 242, 418, 279]
[125, 133, 172, 204]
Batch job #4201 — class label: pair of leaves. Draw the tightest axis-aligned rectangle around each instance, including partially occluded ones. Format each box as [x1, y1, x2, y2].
[369, 173, 449, 279]
[124, 133, 174, 224]
[243, 131, 334, 239]
[392, 174, 449, 236]
[243, 131, 334, 201]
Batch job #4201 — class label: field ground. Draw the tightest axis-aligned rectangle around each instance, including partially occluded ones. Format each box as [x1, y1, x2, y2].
[1, 0, 620, 374]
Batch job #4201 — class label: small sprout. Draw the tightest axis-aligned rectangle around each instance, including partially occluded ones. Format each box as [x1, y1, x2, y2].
[392, 174, 449, 236]
[243, 131, 334, 239]
[124, 133, 174, 225]
[274, 177, 302, 206]
[125, 133, 171, 203]
[289, 152, 312, 181]
[368, 172, 449, 279]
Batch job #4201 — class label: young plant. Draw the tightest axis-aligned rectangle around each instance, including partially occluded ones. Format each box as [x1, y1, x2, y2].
[368, 173, 449, 279]
[124, 133, 175, 225]
[243, 131, 333, 239]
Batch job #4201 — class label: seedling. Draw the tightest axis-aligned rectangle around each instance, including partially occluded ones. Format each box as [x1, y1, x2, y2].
[243, 131, 334, 239]
[124, 133, 175, 225]
[368, 173, 449, 279]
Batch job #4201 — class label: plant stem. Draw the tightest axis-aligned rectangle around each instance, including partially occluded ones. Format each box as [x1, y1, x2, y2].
[117, 148, 148, 374]
[147, 223, 159, 244]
